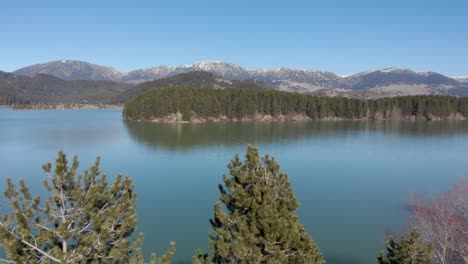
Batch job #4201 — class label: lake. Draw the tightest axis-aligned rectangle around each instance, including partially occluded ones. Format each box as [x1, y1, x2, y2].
[0, 108, 467, 264]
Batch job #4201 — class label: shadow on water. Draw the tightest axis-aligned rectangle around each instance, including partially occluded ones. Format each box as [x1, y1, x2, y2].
[124, 120, 468, 151]
[326, 255, 364, 264]
[165, 255, 363, 264]
[0, 251, 369, 264]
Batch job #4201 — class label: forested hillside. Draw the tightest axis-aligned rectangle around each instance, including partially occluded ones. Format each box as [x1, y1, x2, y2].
[0, 71, 131, 106]
[114, 71, 267, 103]
[124, 87, 468, 121]
[0, 71, 267, 107]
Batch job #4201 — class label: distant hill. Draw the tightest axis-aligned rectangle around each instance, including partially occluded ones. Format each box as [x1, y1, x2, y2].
[114, 71, 268, 103]
[14, 60, 123, 81]
[345, 68, 460, 90]
[341, 68, 467, 97]
[9, 60, 468, 98]
[0, 71, 131, 105]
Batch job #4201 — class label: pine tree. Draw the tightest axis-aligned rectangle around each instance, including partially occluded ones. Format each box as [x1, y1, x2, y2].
[378, 231, 434, 264]
[129, 243, 176, 264]
[194, 146, 324, 264]
[0, 151, 175, 263]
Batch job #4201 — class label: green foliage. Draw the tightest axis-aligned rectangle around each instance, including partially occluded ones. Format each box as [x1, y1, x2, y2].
[123, 86, 468, 121]
[0, 151, 174, 264]
[192, 250, 213, 264]
[378, 231, 434, 264]
[129, 242, 176, 264]
[194, 146, 324, 264]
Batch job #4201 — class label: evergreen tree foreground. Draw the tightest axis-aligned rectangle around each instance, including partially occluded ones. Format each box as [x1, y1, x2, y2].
[378, 231, 434, 264]
[0, 151, 174, 264]
[194, 145, 324, 264]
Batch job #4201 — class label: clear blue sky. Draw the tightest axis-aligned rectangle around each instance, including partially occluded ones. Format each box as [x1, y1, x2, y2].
[1, 0, 467, 76]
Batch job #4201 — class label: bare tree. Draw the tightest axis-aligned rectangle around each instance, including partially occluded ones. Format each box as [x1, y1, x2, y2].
[408, 180, 468, 264]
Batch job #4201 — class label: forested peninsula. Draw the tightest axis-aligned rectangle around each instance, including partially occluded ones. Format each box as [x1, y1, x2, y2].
[123, 87, 468, 122]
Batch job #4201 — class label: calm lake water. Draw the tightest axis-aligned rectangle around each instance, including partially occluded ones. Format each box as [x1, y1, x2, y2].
[0, 108, 467, 264]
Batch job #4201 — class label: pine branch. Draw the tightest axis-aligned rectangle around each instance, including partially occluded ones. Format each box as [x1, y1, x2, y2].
[0, 221, 60, 263]
[0, 257, 17, 263]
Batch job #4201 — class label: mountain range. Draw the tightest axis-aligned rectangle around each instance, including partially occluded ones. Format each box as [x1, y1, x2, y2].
[10, 60, 468, 97]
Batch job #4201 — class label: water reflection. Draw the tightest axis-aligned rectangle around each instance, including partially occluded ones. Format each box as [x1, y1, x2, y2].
[0, 109, 126, 150]
[2, 110, 468, 264]
[124, 120, 468, 151]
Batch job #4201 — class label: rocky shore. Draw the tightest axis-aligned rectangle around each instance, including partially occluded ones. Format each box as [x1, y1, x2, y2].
[2, 104, 123, 110]
[125, 112, 466, 123]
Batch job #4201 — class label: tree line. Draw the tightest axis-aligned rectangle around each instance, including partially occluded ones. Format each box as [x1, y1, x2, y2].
[1, 148, 466, 263]
[123, 87, 468, 121]
[0, 94, 31, 106]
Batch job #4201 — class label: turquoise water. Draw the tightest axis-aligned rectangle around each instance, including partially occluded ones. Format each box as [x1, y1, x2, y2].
[0, 108, 467, 264]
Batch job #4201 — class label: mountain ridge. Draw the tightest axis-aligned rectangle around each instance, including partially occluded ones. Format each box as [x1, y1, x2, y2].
[9, 60, 468, 97]
[14, 60, 123, 81]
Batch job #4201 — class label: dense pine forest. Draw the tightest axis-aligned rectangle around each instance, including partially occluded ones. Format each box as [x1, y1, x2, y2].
[0, 93, 31, 106]
[123, 87, 468, 121]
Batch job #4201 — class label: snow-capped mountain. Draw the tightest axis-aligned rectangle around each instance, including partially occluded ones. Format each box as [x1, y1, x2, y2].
[247, 68, 347, 93]
[454, 76, 468, 84]
[10, 60, 468, 97]
[173, 61, 250, 80]
[120, 66, 174, 84]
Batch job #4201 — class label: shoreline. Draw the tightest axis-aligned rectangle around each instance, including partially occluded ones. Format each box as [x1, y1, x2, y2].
[1, 104, 123, 110]
[2, 107, 466, 122]
[124, 113, 467, 123]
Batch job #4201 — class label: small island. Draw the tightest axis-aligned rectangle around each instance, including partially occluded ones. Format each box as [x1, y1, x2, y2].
[123, 87, 468, 122]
